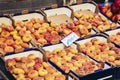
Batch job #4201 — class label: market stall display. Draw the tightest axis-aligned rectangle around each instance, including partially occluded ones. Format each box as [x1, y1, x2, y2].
[0, 1, 120, 80]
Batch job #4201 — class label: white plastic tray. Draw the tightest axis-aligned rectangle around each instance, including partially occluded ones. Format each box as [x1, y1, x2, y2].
[76, 36, 107, 45]
[13, 13, 44, 21]
[105, 28, 120, 36]
[44, 7, 72, 18]
[4, 49, 43, 61]
[71, 3, 96, 13]
[0, 17, 12, 25]
[43, 43, 77, 52]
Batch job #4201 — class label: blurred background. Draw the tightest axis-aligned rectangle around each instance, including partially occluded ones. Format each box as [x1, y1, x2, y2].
[0, 0, 115, 13]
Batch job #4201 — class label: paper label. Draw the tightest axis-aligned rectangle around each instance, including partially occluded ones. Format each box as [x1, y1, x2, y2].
[61, 32, 79, 46]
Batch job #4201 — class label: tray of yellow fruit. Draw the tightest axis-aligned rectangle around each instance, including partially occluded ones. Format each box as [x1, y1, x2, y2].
[75, 34, 120, 66]
[10, 7, 97, 47]
[41, 42, 114, 80]
[0, 15, 34, 55]
[11, 10, 65, 47]
[71, 2, 119, 32]
[43, 5, 96, 40]
[2, 48, 66, 80]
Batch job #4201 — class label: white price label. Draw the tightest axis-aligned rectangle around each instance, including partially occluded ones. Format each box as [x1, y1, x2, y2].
[61, 32, 79, 46]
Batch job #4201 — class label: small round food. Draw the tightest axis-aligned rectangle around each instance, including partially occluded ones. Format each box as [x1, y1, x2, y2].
[28, 70, 38, 79]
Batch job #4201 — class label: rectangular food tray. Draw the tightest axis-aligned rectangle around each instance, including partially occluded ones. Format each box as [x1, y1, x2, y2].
[70, 2, 120, 32]
[42, 42, 114, 80]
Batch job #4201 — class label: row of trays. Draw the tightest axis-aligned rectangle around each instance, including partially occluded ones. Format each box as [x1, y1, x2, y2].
[0, 1, 120, 80]
[0, 2, 120, 55]
[1, 33, 120, 80]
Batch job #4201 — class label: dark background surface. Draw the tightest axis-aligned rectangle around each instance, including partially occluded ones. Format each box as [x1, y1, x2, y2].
[0, 0, 115, 13]
[0, 0, 61, 13]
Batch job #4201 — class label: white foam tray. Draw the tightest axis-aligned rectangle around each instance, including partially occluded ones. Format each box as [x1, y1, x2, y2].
[4, 49, 43, 61]
[105, 28, 120, 36]
[0, 17, 12, 25]
[13, 13, 44, 21]
[43, 43, 76, 52]
[76, 36, 107, 45]
[44, 7, 72, 18]
[71, 3, 96, 13]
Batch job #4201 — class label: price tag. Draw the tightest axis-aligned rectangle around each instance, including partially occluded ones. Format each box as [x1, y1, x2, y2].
[61, 32, 79, 46]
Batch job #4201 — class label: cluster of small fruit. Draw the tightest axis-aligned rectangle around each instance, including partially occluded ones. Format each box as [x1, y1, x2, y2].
[46, 46, 104, 75]
[0, 24, 31, 54]
[79, 38, 120, 66]
[14, 18, 63, 46]
[108, 32, 120, 46]
[99, 1, 120, 22]
[5, 54, 66, 80]
[14, 18, 94, 46]
[74, 12, 117, 31]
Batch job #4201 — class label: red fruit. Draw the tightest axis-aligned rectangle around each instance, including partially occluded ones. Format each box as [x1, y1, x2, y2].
[43, 32, 52, 43]
[115, 0, 120, 7]
[5, 39, 14, 46]
[6, 59, 16, 67]
[50, 36, 60, 44]
[26, 26, 34, 33]
[34, 63, 42, 70]
[101, 7, 108, 13]
[66, 23, 74, 29]
[51, 31, 59, 37]
[106, 10, 113, 17]
[19, 30, 26, 36]
[13, 57, 21, 62]
[4, 26, 14, 31]
[72, 27, 79, 32]
[117, 32, 120, 35]
[21, 57, 28, 63]
[112, 14, 118, 22]
[111, 4, 119, 14]
[34, 57, 42, 64]
[73, 21, 80, 26]
[47, 27, 54, 32]
[98, 3, 102, 9]
[72, 56, 79, 61]
[0, 43, 6, 49]
[47, 54, 55, 59]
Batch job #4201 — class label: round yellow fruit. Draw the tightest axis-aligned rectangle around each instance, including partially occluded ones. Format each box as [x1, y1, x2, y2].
[13, 68, 25, 74]
[38, 69, 48, 76]
[22, 35, 31, 42]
